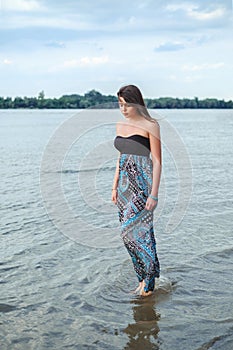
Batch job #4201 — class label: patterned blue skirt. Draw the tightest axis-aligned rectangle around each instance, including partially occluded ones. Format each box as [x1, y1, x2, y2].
[117, 153, 160, 292]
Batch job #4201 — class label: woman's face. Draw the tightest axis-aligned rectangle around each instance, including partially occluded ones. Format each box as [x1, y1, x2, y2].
[118, 96, 135, 119]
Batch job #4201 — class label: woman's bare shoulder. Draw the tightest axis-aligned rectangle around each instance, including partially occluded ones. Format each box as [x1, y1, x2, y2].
[146, 119, 160, 137]
[116, 121, 127, 133]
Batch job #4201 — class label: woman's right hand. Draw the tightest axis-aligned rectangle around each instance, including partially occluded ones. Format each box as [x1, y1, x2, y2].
[111, 189, 118, 204]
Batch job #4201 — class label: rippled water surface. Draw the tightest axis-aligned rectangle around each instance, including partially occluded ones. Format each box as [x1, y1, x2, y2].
[1, 109, 233, 350]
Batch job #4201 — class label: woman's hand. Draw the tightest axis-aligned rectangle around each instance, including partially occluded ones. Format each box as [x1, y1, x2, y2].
[111, 189, 118, 204]
[145, 196, 158, 211]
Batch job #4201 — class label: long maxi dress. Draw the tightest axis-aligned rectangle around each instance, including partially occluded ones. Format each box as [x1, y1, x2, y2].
[114, 134, 160, 292]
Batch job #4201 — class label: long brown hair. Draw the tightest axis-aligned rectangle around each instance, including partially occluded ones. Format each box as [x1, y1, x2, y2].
[117, 85, 157, 123]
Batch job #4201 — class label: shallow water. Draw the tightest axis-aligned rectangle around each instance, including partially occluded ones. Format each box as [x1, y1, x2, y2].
[1, 109, 233, 349]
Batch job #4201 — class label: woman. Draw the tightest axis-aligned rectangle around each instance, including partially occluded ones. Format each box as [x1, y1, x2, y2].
[112, 85, 161, 297]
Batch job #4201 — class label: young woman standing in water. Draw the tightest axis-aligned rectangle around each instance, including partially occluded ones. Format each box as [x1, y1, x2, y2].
[112, 85, 161, 297]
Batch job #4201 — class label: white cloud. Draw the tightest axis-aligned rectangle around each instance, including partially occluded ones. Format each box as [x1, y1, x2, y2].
[166, 2, 226, 21]
[169, 74, 178, 81]
[45, 41, 66, 48]
[166, 3, 198, 14]
[154, 34, 211, 53]
[83, 56, 109, 65]
[188, 7, 225, 20]
[0, 0, 44, 12]
[182, 62, 225, 71]
[129, 16, 137, 25]
[3, 58, 13, 65]
[155, 41, 186, 52]
[49, 55, 110, 72]
[184, 75, 202, 83]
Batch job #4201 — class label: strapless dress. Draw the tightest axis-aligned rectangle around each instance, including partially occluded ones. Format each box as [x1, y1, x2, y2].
[113, 133, 160, 292]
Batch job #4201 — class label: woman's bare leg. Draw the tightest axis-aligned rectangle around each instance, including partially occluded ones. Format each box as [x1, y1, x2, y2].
[131, 281, 143, 294]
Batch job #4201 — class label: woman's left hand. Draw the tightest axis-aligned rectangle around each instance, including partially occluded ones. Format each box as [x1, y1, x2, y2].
[145, 197, 158, 211]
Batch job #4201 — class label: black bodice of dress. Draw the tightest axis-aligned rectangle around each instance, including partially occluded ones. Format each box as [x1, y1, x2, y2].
[114, 134, 151, 156]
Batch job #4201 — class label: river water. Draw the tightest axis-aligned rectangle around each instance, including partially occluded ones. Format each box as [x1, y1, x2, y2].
[1, 109, 233, 350]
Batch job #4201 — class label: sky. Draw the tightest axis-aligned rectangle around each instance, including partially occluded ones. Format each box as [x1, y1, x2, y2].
[0, 0, 232, 99]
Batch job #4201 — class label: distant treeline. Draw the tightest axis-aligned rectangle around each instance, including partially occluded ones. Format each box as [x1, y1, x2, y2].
[0, 90, 233, 109]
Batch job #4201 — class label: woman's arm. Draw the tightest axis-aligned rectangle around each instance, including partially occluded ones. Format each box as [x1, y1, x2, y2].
[112, 122, 121, 204]
[111, 156, 119, 204]
[145, 121, 162, 210]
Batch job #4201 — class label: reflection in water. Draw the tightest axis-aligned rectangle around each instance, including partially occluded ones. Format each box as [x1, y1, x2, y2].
[123, 296, 160, 350]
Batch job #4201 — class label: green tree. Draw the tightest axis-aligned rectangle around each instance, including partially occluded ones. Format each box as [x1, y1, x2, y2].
[38, 90, 45, 100]
[14, 97, 26, 108]
[4, 97, 13, 108]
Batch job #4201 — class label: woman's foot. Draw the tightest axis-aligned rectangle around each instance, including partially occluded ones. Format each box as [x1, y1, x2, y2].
[140, 290, 153, 297]
[139, 281, 154, 297]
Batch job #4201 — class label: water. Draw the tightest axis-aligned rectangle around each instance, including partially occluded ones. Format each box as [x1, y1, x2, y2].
[1, 109, 233, 350]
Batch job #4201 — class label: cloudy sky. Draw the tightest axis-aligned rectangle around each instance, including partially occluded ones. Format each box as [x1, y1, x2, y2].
[0, 0, 232, 99]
